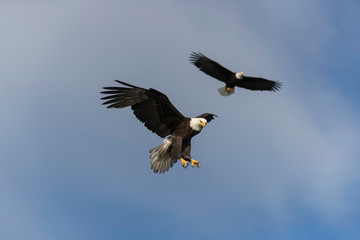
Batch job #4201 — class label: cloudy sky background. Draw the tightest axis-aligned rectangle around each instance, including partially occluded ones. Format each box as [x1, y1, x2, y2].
[1, 0, 360, 239]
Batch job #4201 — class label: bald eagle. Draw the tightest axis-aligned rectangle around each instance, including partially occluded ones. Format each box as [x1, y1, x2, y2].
[101, 80, 216, 174]
[190, 52, 282, 96]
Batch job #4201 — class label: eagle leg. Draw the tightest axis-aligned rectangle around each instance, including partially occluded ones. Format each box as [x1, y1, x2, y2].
[180, 158, 189, 168]
[191, 159, 200, 168]
[226, 87, 233, 92]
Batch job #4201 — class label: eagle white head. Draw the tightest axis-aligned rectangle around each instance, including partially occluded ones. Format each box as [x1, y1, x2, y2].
[190, 118, 207, 131]
[235, 72, 244, 79]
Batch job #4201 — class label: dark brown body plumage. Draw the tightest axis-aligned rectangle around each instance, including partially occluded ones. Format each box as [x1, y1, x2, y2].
[169, 119, 202, 161]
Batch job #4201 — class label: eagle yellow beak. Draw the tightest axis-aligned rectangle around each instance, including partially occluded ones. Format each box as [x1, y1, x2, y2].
[200, 122, 206, 128]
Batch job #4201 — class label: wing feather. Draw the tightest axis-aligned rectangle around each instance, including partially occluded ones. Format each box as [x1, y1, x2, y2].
[237, 76, 282, 91]
[101, 80, 185, 137]
[189, 52, 233, 83]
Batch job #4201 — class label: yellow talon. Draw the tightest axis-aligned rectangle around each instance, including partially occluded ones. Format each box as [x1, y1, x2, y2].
[226, 87, 233, 92]
[181, 158, 189, 168]
[191, 159, 200, 168]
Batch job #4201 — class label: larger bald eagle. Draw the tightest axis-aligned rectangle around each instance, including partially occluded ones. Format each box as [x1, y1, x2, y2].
[190, 52, 282, 96]
[101, 80, 216, 174]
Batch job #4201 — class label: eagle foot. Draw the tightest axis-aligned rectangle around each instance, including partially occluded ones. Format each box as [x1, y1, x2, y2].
[181, 158, 189, 168]
[226, 87, 233, 92]
[191, 159, 200, 168]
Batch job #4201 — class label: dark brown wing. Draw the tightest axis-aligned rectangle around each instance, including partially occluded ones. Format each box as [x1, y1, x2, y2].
[101, 80, 186, 138]
[237, 76, 282, 91]
[189, 52, 234, 83]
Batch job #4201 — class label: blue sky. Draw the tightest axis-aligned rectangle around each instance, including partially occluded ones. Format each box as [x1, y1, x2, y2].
[1, 0, 360, 239]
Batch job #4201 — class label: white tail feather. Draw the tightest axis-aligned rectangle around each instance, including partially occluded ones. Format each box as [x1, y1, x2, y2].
[149, 139, 176, 173]
[218, 86, 234, 96]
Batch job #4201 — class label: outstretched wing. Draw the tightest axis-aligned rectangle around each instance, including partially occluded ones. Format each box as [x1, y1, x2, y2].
[237, 76, 282, 91]
[101, 80, 186, 138]
[189, 52, 234, 83]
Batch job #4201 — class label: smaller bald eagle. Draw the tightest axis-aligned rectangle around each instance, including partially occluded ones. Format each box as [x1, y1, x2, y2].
[101, 80, 216, 174]
[190, 52, 282, 96]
